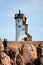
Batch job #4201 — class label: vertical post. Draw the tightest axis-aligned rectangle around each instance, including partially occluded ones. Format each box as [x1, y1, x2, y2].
[19, 10, 21, 14]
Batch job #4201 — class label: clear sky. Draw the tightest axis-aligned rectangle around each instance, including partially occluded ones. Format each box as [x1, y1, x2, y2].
[0, 0, 43, 41]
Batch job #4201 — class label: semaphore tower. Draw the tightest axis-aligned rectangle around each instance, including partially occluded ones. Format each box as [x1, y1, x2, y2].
[14, 10, 32, 41]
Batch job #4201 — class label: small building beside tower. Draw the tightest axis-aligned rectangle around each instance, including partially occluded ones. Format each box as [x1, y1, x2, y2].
[14, 10, 32, 41]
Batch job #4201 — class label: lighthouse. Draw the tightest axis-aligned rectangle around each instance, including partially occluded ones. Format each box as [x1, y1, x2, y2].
[14, 10, 32, 41]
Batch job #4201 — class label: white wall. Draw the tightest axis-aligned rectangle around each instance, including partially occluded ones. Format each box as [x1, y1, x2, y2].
[15, 18, 27, 41]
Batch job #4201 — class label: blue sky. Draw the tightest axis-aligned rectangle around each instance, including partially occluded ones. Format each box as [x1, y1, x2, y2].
[0, 0, 43, 41]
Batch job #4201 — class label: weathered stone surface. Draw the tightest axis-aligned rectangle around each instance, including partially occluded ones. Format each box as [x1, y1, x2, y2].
[0, 38, 4, 53]
[0, 52, 11, 65]
[40, 55, 43, 64]
[21, 44, 37, 63]
[0, 41, 43, 65]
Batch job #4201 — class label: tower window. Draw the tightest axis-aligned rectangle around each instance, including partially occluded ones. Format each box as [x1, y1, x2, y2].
[18, 20, 19, 22]
[24, 37, 27, 41]
[18, 25, 21, 28]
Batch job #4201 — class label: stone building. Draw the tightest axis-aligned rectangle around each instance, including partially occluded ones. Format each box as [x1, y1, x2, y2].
[14, 10, 32, 41]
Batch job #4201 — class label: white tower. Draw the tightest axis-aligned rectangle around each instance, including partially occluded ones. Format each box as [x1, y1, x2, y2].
[14, 10, 32, 41]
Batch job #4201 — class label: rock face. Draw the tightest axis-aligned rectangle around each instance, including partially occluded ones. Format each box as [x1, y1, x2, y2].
[1, 52, 11, 65]
[0, 38, 4, 53]
[0, 40, 43, 65]
[22, 44, 37, 63]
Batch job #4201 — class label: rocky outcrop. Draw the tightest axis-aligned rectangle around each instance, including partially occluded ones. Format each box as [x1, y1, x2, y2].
[0, 40, 43, 65]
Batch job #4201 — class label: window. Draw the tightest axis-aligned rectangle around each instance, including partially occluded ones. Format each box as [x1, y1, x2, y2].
[24, 37, 27, 41]
[18, 20, 19, 22]
[18, 25, 21, 28]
